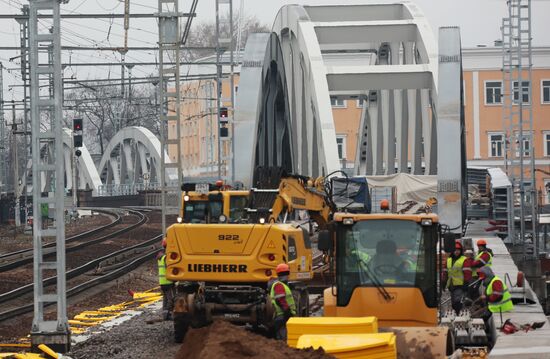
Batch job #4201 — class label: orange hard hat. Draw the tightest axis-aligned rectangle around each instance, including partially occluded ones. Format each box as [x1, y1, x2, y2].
[276, 263, 290, 274]
[162, 239, 167, 248]
[477, 239, 487, 246]
[380, 199, 390, 210]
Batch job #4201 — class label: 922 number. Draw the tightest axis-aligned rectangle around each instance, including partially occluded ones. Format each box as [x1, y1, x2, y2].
[218, 234, 240, 241]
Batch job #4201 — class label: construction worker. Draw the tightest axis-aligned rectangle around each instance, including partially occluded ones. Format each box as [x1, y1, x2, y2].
[473, 239, 493, 269]
[444, 241, 467, 314]
[270, 263, 297, 340]
[463, 249, 479, 302]
[478, 266, 514, 322]
[157, 239, 175, 320]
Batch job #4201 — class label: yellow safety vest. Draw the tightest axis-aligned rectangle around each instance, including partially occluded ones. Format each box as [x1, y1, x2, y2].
[475, 250, 493, 267]
[446, 256, 466, 287]
[270, 280, 296, 318]
[486, 276, 514, 313]
[352, 250, 370, 265]
[158, 255, 173, 285]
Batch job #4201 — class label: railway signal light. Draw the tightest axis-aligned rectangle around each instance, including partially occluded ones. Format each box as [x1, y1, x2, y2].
[219, 107, 228, 123]
[73, 118, 83, 148]
[73, 118, 83, 132]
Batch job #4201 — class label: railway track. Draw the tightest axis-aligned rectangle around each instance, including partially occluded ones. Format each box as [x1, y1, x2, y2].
[0, 208, 146, 273]
[0, 234, 162, 323]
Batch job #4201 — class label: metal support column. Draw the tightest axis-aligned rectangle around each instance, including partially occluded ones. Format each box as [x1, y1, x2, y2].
[502, 0, 536, 255]
[0, 63, 5, 191]
[158, 0, 182, 236]
[29, 0, 70, 352]
[18, 5, 30, 224]
[216, 0, 234, 181]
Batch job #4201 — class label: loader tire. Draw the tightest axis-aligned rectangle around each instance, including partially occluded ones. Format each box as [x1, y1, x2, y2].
[174, 313, 191, 343]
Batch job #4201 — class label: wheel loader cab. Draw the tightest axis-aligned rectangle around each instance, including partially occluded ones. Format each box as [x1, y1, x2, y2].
[324, 213, 439, 327]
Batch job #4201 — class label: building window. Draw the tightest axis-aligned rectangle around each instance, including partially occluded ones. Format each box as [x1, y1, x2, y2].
[542, 80, 550, 104]
[544, 132, 550, 157]
[545, 179, 550, 204]
[357, 98, 366, 108]
[485, 81, 502, 105]
[488, 133, 504, 157]
[514, 135, 531, 157]
[513, 81, 530, 104]
[331, 97, 346, 108]
[336, 135, 347, 160]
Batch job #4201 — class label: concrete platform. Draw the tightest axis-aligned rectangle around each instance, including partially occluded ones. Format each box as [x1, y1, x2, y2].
[465, 221, 550, 358]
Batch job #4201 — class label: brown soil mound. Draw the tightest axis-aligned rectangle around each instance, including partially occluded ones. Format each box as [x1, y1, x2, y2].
[175, 321, 334, 359]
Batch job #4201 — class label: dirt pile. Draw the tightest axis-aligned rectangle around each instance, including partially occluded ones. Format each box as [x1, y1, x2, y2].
[175, 321, 334, 359]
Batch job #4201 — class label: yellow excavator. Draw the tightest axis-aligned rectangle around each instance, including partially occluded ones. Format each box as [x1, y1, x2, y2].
[165, 175, 333, 342]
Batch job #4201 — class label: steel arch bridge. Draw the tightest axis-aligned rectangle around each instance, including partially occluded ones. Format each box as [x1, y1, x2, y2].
[233, 2, 465, 229]
[95, 126, 177, 195]
[19, 126, 173, 197]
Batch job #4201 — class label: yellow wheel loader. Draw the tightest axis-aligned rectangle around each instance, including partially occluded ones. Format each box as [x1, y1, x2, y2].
[317, 210, 454, 357]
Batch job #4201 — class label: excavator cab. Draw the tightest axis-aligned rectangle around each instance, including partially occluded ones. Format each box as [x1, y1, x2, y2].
[322, 213, 440, 327]
[180, 183, 249, 224]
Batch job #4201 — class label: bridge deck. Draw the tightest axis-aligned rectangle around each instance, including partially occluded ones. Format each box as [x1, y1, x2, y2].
[465, 221, 550, 358]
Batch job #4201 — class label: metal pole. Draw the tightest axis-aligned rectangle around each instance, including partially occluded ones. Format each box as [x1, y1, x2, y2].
[0, 63, 5, 192]
[12, 103, 20, 228]
[216, 0, 222, 179]
[29, 0, 69, 351]
[158, 0, 182, 236]
[72, 151, 77, 213]
[17, 5, 30, 226]
[229, 0, 235, 184]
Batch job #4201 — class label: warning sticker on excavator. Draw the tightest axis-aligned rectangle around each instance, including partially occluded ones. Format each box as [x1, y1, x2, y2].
[267, 240, 275, 248]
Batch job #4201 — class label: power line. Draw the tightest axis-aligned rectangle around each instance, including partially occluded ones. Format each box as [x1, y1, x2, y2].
[0, 13, 196, 19]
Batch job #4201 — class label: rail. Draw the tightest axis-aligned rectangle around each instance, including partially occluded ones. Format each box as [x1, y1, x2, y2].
[0, 234, 162, 322]
[0, 208, 121, 262]
[0, 209, 146, 273]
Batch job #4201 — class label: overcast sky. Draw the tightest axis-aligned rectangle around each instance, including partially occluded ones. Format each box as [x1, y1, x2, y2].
[0, 0, 549, 112]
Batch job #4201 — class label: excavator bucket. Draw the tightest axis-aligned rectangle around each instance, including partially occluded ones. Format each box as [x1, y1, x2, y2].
[380, 327, 453, 359]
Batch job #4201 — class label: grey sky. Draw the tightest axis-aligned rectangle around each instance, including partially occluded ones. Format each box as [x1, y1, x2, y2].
[0, 0, 549, 108]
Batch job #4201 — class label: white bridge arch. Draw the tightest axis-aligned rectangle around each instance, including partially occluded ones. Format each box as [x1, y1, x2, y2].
[19, 128, 102, 196]
[20, 126, 175, 197]
[234, 2, 465, 228]
[96, 126, 177, 195]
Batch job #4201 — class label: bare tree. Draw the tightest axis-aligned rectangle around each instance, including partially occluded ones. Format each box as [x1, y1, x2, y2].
[64, 83, 159, 155]
[185, 13, 269, 60]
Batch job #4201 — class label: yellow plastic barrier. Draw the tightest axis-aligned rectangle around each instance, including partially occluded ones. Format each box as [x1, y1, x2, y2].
[37, 344, 59, 359]
[286, 317, 378, 347]
[296, 333, 397, 359]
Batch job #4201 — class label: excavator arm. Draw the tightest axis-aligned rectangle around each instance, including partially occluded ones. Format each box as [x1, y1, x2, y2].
[269, 175, 332, 227]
